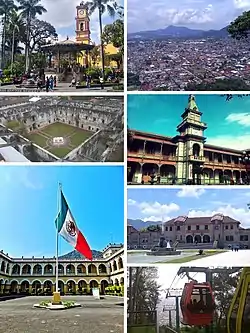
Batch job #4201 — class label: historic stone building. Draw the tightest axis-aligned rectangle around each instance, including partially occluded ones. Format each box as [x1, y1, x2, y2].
[0, 244, 124, 295]
[0, 96, 124, 162]
[127, 95, 250, 184]
[128, 214, 250, 249]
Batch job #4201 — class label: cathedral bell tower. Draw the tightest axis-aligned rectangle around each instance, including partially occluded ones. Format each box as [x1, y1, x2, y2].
[173, 95, 207, 184]
[76, 1, 91, 44]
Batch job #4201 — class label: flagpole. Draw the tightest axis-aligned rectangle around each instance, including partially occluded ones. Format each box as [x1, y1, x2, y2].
[56, 182, 61, 294]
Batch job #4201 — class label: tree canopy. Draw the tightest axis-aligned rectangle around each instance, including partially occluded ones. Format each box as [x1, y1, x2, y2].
[228, 10, 250, 39]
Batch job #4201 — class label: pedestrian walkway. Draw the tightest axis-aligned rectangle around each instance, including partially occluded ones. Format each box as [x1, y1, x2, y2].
[182, 249, 250, 267]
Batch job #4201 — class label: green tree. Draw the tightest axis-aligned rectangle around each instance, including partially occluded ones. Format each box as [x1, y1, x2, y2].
[29, 19, 57, 53]
[0, 0, 17, 68]
[128, 266, 160, 324]
[5, 10, 25, 73]
[17, 0, 47, 72]
[90, 45, 100, 67]
[86, 0, 117, 79]
[213, 271, 241, 328]
[228, 11, 250, 39]
[102, 19, 124, 54]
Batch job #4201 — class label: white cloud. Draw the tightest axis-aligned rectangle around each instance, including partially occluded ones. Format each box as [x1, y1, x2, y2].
[188, 204, 250, 228]
[37, 0, 121, 43]
[207, 134, 250, 150]
[177, 187, 206, 198]
[226, 113, 250, 127]
[233, 0, 250, 9]
[128, 198, 137, 205]
[138, 201, 180, 216]
[129, 199, 180, 221]
[142, 215, 171, 222]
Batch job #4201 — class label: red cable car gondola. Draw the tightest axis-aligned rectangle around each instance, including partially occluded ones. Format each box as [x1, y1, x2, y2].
[180, 281, 215, 326]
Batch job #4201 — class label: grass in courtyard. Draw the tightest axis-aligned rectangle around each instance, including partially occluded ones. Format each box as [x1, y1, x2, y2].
[27, 133, 48, 147]
[70, 130, 92, 146]
[48, 147, 72, 158]
[41, 122, 77, 137]
[159, 250, 227, 264]
[26, 122, 94, 158]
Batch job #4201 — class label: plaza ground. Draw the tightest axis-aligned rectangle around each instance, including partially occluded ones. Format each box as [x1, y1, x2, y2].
[0, 295, 123, 333]
[27, 122, 93, 158]
[127, 249, 229, 264]
[0, 82, 118, 93]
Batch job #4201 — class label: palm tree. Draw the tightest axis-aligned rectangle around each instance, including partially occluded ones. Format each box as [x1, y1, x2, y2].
[86, 0, 116, 79]
[0, 0, 16, 68]
[17, 0, 47, 73]
[6, 10, 25, 73]
[90, 45, 100, 67]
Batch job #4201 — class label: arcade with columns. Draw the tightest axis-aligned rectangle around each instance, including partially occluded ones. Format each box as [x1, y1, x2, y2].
[128, 95, 250, 185]
[0, 244, 124, 296]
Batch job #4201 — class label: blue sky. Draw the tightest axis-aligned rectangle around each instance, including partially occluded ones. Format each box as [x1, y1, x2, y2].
[0, 165, 124, 258]
[28, 0, 123, 43]
[128, 0, 250, 32]
[128, 187, 250, 227]
[128, 94, 250, 150]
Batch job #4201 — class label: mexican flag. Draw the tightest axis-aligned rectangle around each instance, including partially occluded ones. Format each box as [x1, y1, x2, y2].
[56, 190, 92, 260]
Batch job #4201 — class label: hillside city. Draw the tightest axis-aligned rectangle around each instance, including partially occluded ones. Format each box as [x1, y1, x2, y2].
[127, 37, 250, 91]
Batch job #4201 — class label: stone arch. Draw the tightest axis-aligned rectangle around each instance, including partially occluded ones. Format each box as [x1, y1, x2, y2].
[113, 260, 117, 271]
[78, 280, 87, 293]
[186, 235, 193, 243]
[118, 257, 123, 269]
[88, 264, 97, 274]
[114, 278, 119, 286]
[109, 263, 112, 273]
[10, 280, 18, 293]
[120, 277, 124, 285]
[77, 264, 86, 274]
[192, 143, 200, 157]
[100, 280, 109, 295]
[194, 235, 202, 243]
[203, 235, 211, 243]
[43, 280, 53, 292]
[66, 280, 76, 293]
[0, 261, 6, 272]
[98, 264, 107, 274]
[12, 264, 20, 275]
[66, 264, 75, 275]
[33, 264, 42, 275]
[44, 264, 53, 275]
[22, 264, 31, 275]
[6, 263, 9, 274]
[20, 280, 30, 293]
[32, 280, 42, 293]
[58, 280, 64, 294]
[58, 264, 64, 274]
[89, 280, 99, 293]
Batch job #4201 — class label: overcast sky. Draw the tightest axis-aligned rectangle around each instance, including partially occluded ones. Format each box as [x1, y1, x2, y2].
[128, 0, 250, 33]
[30, 0, 123, 43]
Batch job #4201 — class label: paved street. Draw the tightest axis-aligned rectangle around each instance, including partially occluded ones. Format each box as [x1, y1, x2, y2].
[182, 249, 250, 267]
[0, 83, 112, 93]
[0, 296, 124, 333]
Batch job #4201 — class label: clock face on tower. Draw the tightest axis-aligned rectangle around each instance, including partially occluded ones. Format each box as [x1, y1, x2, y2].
[78, 9, 86, 17]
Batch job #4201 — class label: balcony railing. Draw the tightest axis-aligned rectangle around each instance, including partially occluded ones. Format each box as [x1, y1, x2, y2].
[128, 151, 176, 161]
[189, 155, 206, 162]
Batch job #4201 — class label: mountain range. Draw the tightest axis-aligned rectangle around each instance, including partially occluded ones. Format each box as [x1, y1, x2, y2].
[128, 25, 229, 40]
[59, 249, 103, 260]
[128, 218, 161, 230]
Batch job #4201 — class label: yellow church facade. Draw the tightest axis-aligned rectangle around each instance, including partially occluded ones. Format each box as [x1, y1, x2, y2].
[75, 2, 119, 69]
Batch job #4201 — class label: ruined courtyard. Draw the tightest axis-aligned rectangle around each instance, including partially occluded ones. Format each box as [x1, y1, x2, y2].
[0, 96, 124, 162]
